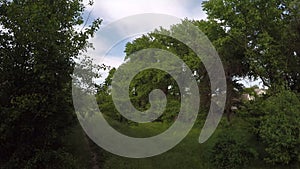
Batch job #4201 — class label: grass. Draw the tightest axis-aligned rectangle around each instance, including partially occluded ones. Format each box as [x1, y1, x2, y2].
[85, 116, 300, 169]
[98, 124, 210, 169]
[90, 118, 224, 169]
[66, 117, 300, 169]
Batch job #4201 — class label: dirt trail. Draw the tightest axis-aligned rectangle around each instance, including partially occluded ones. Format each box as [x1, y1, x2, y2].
[83, 134, 100, 169]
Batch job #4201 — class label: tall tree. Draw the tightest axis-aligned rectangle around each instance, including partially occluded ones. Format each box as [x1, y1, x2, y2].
[202, 0, 300, 92]
[193, 19, 246, 120]
[123, 19, 245, 121]
[123, 25, 201, 120]
[0, 0, 101, 168]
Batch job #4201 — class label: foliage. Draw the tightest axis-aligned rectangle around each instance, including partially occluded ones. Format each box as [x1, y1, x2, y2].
[258, 91, 300, 164]
[160, 98, 180, 123]
[124, 21, 206, 110]
[240, 90, 300, 165]
[202, 0, 300, 92]
[93, 0, 300, 168]
[2, 149, 81, 169]
[243, 85, 259, 95]
[210, 129, 258, 169]
[24, 150, 80, 169]
[123, 19, 246, 122]
[96, 68, 127, 123]
[0, 0, 101, 168]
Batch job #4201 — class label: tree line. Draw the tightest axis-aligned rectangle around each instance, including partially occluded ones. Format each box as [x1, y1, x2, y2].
[0, 0, 300, 168]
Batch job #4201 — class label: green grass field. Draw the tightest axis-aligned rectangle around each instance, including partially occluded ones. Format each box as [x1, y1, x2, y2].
[80, 117, 298, 169]
[68, 117, 300, 169]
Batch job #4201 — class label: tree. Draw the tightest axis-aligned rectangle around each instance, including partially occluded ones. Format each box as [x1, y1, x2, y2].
[240, 90, 300, 165]
[123, 19, 246, 122]
[123, 23, 207, 122]
[96, 68, 124, 122]
[0, 0, 101, 168]
[193, 19, 246, 121]
[257, 91, 300, 164]
[201, 1, 300, 164]
[202, 0, 300, 92]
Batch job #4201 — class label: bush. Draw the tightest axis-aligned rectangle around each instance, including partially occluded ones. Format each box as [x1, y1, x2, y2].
[1, 149, 81, 169]
[24, 150, 80, 169]
[257, 91, 300, 164]
[160, 99, 180, 123]
[210, 131, 258, 169]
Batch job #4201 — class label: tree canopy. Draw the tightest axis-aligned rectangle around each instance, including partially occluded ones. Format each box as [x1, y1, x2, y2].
[0, 0, 101, 168]
[203, 0, 300, 92]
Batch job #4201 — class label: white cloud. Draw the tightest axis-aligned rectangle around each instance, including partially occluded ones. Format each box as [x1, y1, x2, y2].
[82, 0, 208, 83]
[94, 55, 125, 68]
[89, 0, 207, 23]
[84, 0, 207, 61]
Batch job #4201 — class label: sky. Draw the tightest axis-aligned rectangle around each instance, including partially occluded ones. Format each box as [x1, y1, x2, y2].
[82, 0, 264, 88]
[83, 0, 206, 68]
[85, 0, 206, 24]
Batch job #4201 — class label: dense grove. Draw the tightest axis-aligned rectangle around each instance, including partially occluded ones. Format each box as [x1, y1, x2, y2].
[1, 0, 299, 168]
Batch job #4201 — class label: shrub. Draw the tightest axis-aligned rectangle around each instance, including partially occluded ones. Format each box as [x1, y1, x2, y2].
[24, 150, 80, 169]
[257, 91, 300, 164]
[210, 131, 258, 169]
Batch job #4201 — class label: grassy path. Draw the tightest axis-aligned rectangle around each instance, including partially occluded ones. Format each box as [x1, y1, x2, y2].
[92, 121, 215, 169]
[90, 118, 300, 169]
[66, 119, 300, 169]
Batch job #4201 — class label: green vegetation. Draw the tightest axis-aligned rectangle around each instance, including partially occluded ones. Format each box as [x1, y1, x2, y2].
[209, 130, 258, 169]
[241, 90, 300, 165]
[0, 0, 101, 168]
[94, 0, 300, 168]
[91, 116, 300, 169]
[63, 124, 93, 169]
[1, 0, 300, 168]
